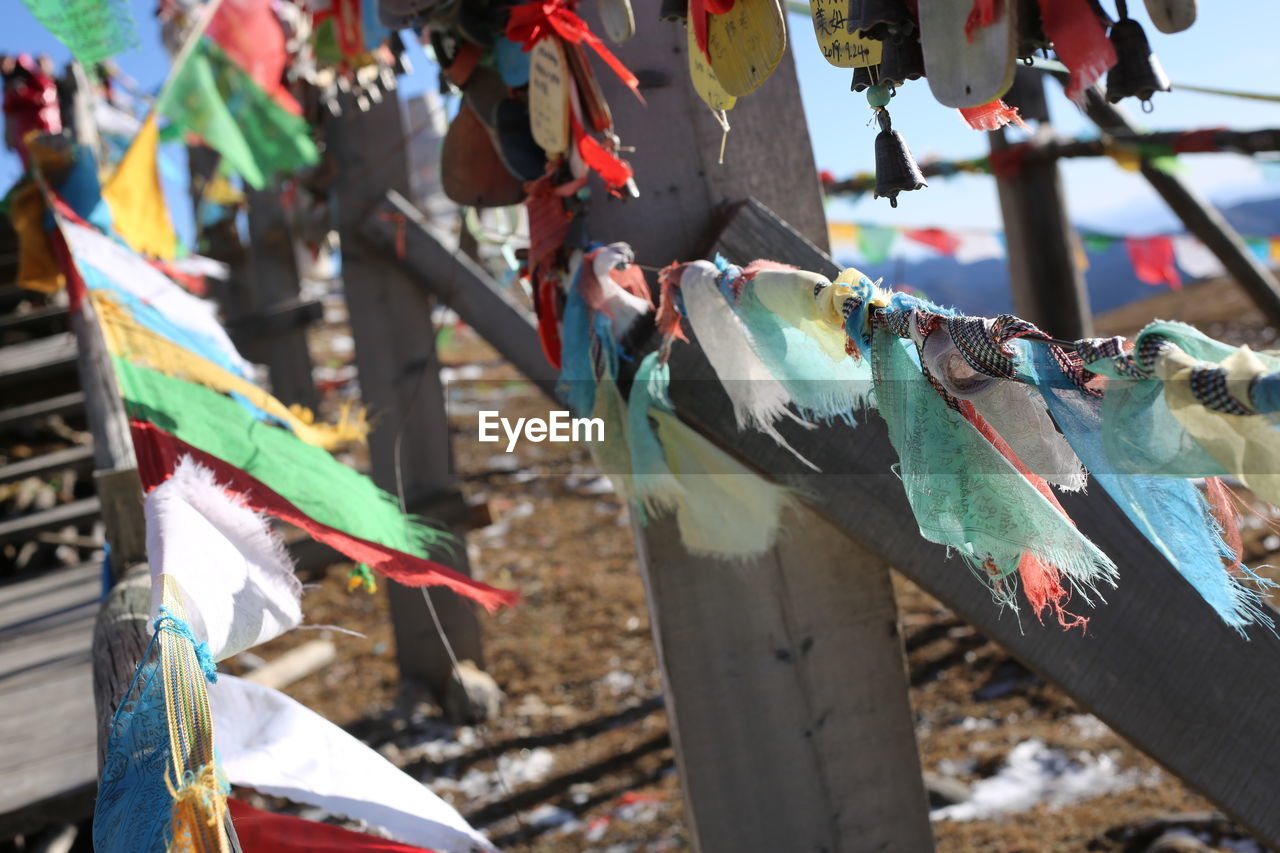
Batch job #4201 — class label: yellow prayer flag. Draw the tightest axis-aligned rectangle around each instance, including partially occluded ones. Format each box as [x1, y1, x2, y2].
[103, 114, 179, 260]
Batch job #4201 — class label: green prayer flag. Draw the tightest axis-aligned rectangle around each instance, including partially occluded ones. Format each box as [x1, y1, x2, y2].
[857, 225, 897, 265]
[157, 39, 318, 191]
[21, 0, 137, 65]
[114, 357, 443, 557]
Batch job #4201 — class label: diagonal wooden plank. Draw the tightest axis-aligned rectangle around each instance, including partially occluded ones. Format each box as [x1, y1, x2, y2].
[386, 190, 1280, 844]
[689, 199, 1280, 846]
[360, 191, 559, 399]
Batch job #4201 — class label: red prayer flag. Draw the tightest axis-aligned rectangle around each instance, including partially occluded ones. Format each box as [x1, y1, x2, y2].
[904, 228, 961, 255]
[229, 799, 437, 852]
[205, 0, 301, 114]
[1125, 235, 1182, 291]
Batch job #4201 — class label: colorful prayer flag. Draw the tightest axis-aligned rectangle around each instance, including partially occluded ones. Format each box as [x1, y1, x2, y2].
[157, 39, 318, 190]
[856, 224, 897, 265]
[102, 114, 179, 260]
[1125, 235, 1182, 291]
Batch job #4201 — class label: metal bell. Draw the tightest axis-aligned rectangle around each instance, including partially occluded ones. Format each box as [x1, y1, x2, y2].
[849, 0, 914, 42]
[878, 31, 925, 86]
[659, 0, 686, 22]
[1105, 18, 1171, 107]
[873, 110, 926, 208]
[851, 65, 877, 93]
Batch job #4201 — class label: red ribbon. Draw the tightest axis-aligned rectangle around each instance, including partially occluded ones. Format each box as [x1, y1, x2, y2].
[570, 110, 633, 193]
[506, 0, 644, 102]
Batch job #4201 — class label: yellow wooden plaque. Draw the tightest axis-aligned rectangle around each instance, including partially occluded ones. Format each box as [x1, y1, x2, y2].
[529, 38, 571, 156]
[808, 0, 882, 68]
[706, 0, 787, 98]
[688, 20, 737, 111]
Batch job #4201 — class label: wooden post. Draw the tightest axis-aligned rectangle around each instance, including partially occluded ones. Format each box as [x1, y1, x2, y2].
[990, 72, 1092, 339]
[234, 189, 319, 410]
[1077, 86, 1280, 327]
[325, 96, 497, 721]
[581, 8, 934, 850]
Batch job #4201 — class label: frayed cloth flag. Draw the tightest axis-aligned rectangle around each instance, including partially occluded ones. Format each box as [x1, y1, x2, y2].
[62, 219, 252, 377]
[1140, 322, 1280, 510]
[736, 269, 874, 424]
[679, 260, 817, 468]
[21, 0, 138, 65]
[96, 290, 368, 450]
[625, 351, 795, 559]
[627, 352, 685, 521]
[649, 409, 796, 558]
[1037, 0, 1116, 103]
[131, 419, 517, 612]
[580, 242, 652, 338]
[1025, 342, 1272, 629]
[873, 328, 1117, 610]
[208, 675, 494, 853]
[145, 456, 302, 661]
[921, 325, 1086, 491]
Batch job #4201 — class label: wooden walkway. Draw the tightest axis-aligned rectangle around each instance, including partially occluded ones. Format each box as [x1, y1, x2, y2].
[0, 561, 99, 836]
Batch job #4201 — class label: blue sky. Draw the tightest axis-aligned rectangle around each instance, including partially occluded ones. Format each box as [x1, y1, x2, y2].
[5, 0, 1280, 241]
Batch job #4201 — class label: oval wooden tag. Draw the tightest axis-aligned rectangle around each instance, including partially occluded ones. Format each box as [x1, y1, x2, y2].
[808, 0, 882, 68]
[706, 0, 787, 97]
[1144, 0, 1196, 33]
[688, 20, 737, 110]
[599, 0, 636, 43]
[919, 0, 1016, 107]
[529, 38, 571, 156]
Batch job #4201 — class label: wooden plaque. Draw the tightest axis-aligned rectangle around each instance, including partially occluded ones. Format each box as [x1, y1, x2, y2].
[808, 0, 882, 68]
[688, 20, 738, 111]
[706, 0, 787, 97]
[529, 38, 571, 156]
[919, 0, 1017, 107]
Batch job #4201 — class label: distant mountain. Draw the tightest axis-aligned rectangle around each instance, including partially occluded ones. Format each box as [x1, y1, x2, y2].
[831, 195, 1280, 321]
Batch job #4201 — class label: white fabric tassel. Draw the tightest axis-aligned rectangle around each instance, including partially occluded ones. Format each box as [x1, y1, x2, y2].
[145, 456, 302, 661]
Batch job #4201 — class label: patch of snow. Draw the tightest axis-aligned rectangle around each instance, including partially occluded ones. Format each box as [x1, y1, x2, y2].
[931, 739, 1149, 821]
[1069, 714, 1112, 740]
[602, 670, 636, 696]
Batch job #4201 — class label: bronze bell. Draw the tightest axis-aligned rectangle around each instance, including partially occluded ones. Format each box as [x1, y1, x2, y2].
[659, 0, 687, 22]
[849, 0, 914, 42]
[878, 31, 925, 86]
[873, 110, 926, 208]
[1106, 18, 1171, 107]
[851, 65, 877, 93]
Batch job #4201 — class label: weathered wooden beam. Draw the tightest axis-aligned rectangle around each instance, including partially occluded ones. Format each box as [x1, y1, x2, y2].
[325, 96, 496, 722]
[679, 198, 1280, 848]
[360, 190, 559, 399]
[637, 509, 933, 851]
[582, 9, 934, 851]
[1077, 85, 1280, 328]
[224, 297, 323, 340]
[232, 189, 319, 410]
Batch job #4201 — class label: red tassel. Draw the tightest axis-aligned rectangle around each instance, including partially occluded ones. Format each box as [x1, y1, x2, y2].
[1037, 0, 1116, 103]
[961, 402, 1088, 631]
[959, 99, 1027, 131]
[655, 262, 690, 354]
[533, 268, 564, 369]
